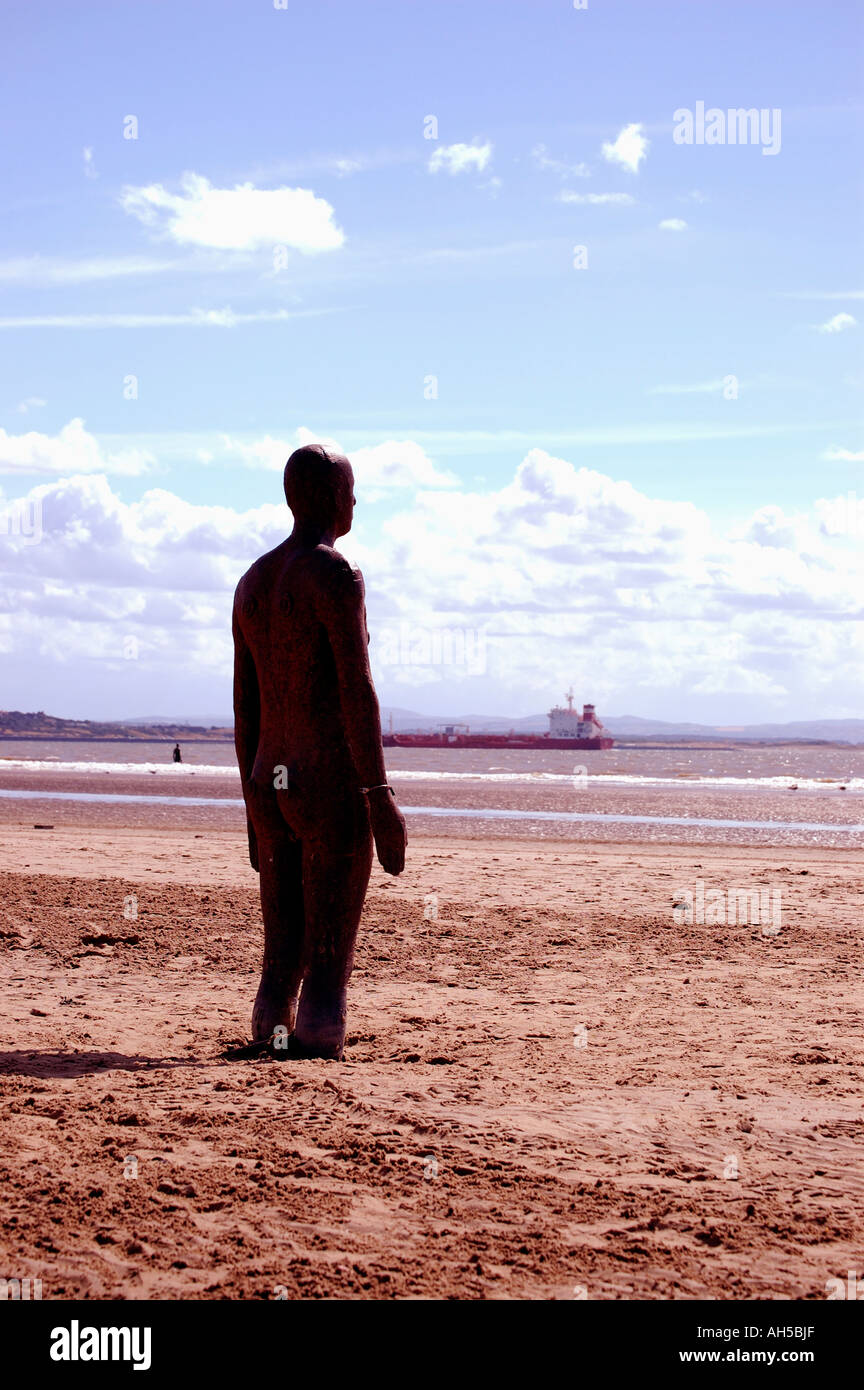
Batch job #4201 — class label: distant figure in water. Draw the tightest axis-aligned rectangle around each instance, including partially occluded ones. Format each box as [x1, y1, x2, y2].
[233, 442, 406, 1060]
[172, 744, 182, 764]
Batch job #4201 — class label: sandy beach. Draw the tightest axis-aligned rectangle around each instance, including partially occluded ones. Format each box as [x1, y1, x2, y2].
[1, 817, 862, 1300]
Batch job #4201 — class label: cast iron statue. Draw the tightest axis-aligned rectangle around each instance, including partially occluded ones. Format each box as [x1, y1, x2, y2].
[233, 443, 407, 1060]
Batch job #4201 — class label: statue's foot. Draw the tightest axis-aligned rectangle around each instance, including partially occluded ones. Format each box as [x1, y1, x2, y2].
[251, 987, 299, 1042]
[272, 1034, 343, 1062]
[293, 990, 347, 1061]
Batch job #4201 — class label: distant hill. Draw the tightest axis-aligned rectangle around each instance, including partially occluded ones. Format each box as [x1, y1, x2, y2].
[380, 706, 547, 733]
[123, 708, 864, 742]
[381, 709, 864, 743]
[602, 714, 864, 743]
[123, 714, 234, 728]
[2, 708, 862, 745]
[0, 710, 231, 741]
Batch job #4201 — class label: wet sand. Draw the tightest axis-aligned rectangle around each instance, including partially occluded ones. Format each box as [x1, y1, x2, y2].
[1, 824, 862, 1299]
[0, 763, 862, 850]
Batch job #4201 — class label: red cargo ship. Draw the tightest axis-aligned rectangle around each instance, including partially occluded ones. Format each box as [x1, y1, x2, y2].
[382, 690, 614, 750]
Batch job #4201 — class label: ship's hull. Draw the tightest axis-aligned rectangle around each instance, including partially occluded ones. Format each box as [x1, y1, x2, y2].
[382, 733, 613, 750]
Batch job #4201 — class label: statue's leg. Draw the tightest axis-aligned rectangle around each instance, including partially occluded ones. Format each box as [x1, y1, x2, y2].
[293, 818, 373, 1060]
[250, 808, 306, 1042]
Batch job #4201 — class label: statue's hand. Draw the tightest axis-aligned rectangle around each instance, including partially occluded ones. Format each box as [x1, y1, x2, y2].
[368, 789, 407, 875]
[247, 816, 260, 874]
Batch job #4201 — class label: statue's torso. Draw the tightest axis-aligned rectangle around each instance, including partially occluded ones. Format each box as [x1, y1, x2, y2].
[234, 541, 362, 794]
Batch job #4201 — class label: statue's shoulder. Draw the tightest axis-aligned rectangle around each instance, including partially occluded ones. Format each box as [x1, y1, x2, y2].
[233, 557, 264, 609]
[306, 545, 364, 602]
[233, 543, 287, 608]
[308, 544, 363, 581]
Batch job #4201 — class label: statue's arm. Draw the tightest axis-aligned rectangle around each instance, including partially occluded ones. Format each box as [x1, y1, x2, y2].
[319, 562, 388, 786]
[232, 603, 260, 872]
[319, 558, 406, 874]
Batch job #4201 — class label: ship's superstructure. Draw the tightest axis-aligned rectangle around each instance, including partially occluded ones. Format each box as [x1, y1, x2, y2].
[382, 690, 613, 750]
[547, 688, 606, 740]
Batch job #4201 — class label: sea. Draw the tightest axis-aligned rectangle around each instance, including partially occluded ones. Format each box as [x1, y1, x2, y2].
[1, 738, 862, 847]
[0, 738, 862, 790]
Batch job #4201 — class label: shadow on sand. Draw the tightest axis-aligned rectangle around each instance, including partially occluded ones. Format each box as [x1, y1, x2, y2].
[0, 1050, 212, 1078]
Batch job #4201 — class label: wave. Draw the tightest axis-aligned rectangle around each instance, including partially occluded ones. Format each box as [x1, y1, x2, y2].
[388, 771, 864, 792]
[0, 760, 861, 792]
[0, 760, 240, 777]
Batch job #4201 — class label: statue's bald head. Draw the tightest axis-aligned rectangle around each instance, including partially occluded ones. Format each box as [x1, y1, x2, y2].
[283, 443, 355, 537]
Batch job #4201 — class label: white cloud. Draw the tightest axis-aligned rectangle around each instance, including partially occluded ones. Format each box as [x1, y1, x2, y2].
[0, 255, 181, 287]
[0, 307, 340, 331]
[816, 312, 857, 334]
[822, 445, 864, 462]
[2, 450, 861, 711]
[222, 426, 458, 493]
[428, 141, 493, 175]
[659, 218, 688, 231]
[557, 191, 635, 205]
[82, 147, 97, 180]
[601, 123, 649, 174]
[221, 432, 310, 472]
[531, 144, 591, 178]
[329, 157, 365, 175]
[370, 452, 862, 706]
[247, 148, 416, 182]
[78, 417, 817, 476]
[0, 419, 154, 477]
[350, 441, 458, 494]
[16, 396, 47, 414]
[120, 172, 345, 252]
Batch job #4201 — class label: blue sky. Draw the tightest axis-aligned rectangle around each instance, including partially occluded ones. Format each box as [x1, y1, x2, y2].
[1, 0, 862, 723]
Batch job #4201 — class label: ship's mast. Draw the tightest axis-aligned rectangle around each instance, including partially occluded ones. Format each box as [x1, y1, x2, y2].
[565, 686, 574, 713]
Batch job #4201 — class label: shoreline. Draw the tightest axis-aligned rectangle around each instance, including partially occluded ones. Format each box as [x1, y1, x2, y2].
[1, 764, 861, 848]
